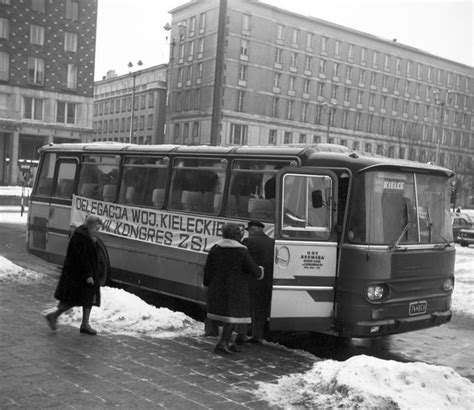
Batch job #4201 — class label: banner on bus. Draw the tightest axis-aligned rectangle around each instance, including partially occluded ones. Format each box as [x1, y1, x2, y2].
[71, 195, 232, 253]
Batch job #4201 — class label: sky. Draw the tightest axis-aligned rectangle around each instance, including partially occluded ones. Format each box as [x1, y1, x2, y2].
[0, 243, 473, 408]
[93, 0, 473, 81]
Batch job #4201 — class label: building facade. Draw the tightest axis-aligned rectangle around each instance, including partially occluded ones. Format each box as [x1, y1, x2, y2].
[0, 0, 97, 186]
[92, 65, 168, 145]
[168, 0, 473, 205]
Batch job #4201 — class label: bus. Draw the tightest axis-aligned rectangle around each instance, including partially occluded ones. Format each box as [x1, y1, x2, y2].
[27, 143, 456, 338]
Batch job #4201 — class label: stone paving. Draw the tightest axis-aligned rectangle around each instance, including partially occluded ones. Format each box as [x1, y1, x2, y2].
[0, 272, 316, 409]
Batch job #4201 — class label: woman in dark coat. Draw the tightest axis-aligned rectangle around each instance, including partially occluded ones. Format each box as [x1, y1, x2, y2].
[203, 223, 263, 354]
[45, 215, 104, 335]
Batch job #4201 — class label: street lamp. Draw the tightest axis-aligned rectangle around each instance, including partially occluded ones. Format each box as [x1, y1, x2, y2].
[433, 88, 452, 164]
[321, 100, 337, 142]
[128, 60, 143, 144]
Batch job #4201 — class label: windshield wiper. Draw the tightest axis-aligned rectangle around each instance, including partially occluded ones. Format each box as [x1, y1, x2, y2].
[426, 206, 452, 249]
[392, 221, 411, 249]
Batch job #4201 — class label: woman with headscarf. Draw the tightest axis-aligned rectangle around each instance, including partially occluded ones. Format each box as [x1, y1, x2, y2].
[45, 215, 106, 335]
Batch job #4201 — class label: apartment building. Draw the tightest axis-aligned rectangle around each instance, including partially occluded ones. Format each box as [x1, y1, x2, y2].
[92, 65, 168, 145]
[0, 0, 97, 186]
[167, 0, 473, 187]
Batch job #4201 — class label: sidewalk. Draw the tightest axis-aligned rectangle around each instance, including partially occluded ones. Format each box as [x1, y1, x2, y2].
[0, 270, 315, 409]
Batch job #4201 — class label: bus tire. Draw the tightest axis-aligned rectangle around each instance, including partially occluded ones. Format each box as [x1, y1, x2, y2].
[460, 241, 468, 247]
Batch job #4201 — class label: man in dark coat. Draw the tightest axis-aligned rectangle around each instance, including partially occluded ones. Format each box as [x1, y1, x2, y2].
[45, 215, 104, 335]
[203, 223, 263, 354]
[241, 220, 275, 343]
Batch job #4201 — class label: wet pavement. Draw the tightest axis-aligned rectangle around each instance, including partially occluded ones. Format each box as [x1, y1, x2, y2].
[0, 262, 315, 409]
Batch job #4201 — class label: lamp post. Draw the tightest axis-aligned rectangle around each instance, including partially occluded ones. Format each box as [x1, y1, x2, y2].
[322, 100, 337, 142]
[433, 88, 451, 164]
[128, 60, 143, 143]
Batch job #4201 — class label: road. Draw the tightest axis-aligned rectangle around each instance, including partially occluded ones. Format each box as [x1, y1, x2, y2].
[1, 212, 473, 382]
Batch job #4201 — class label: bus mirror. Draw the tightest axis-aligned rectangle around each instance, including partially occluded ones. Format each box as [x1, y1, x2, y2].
[311, 190, 323, 208]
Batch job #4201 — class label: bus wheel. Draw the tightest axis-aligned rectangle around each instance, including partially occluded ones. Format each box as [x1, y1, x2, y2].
[460, 241, 468, 247]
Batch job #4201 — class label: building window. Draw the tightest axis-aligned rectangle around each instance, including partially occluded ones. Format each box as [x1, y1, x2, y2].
[23, 97, 43, 120]
[290, 52, 297, 68]
[275, 48, 283, 64]
[396, 58, 402, 73]
[306, 32, 313, 49]
[64, 32, 78, 52]
[376, 144, 384, 155]
[292, 28, 299, 44]
[301, 103, 308, 122]
[139, 116, 145, 131]
[27, 57, 44, 85]
[241, 39, 249, 56]
[173, 124, 180, 142]
[276, 24, 284, 41]
[315, 105, 322, 124]
[238, 65, 247, 82]
[343, 110, 348, 128]
[356, 90, 363, 105]
[273, 72, 281, 88]
[384, 54, 390, 69]
[371, 72, 377, 87]
[303, 79, 310, 94]
[193, 88, 200, 109]
[313, 135, 321, 144]
[378, 117, 385, 134]
[407, 61, 412, 76]
[147, 114, 153, 130]
[188, 41, 195, 59]
[372, 50, 378, 67]
[361, 47, 367, 62]
[237, 90, 245, 112]
[30, 24, 45, 45]
[331, 84, 338, 100]
[199, 12, 206, 32]
[0, 51, 9, 81]
[289, 76, 296, 91]
[196, 63, 202, 82]
[335, 40, 341, 55]
[348, 44, 354, 59]
[318, 82, 324, 97]
[299, 133, 306, 143]
[0, 17, 9, 39]
[305, 56, 312, 72]
[319, 59, 326, 74]
[365, 143, 372, 153]
[381, 95, 387, 109]
[66, 64, 77, 89]
[390, 119, 396, 135]
[284, 131, 292, 144]
[242, 14, 250, 32]
[333, 62, 340, 78]
[192, 121, 199, 142]
[321, 36, 328, 52]
[31, 0, 45, 12]
[286, 100, 293, 120]
[367, 114, 373, 132]
[189, 16, 196, 36]
[359, 69, 365, 83]
[231, 123, 248, 145]
[344, 88, 350, 102]
[272, 97, 279, 117]
[65, 0, 79, 20]
[382, 75, 388, 89]
[346, 66, 353, 82]
[269, 129, 277, 145]
[369, 93, 375, 107]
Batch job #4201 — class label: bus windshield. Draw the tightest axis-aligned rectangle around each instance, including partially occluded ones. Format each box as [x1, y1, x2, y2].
[347, 170, 453, 245]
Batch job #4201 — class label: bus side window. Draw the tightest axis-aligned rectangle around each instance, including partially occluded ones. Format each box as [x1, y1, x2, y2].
[53, 162, 77, 199]
[169, 158, 226, 215]
[34, 152, 56, 196]
[77, 155, 119, 202]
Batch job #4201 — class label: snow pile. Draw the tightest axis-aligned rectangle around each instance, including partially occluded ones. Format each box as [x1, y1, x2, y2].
[256, 355, 474, 409]
[56, 287, 204, 338]
[452, 246, 474, 316]
[0, 256, 45, 282]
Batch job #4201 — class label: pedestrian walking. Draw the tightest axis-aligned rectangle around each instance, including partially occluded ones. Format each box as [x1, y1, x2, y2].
[240, 220, 275, 344]
[203, 223, 263, 354]
[45, 215, 105, 335]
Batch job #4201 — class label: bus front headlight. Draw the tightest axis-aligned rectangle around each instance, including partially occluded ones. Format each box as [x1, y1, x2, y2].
[367, 285, 386, 301]
[442, 278, 454, 292]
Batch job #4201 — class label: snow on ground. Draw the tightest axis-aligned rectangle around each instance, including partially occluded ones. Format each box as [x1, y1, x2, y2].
[49, 286, 204, 338]
[256, 355, 474, 409]
[452, 246, 474, 316]
[0, 256, 45, 283]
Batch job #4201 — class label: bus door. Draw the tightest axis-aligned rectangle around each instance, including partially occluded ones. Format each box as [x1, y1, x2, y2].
[270, 168, 338, 332]
[47, 157, 79, 264]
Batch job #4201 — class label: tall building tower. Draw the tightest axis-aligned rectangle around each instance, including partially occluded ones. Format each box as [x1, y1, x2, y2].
[167, 0, 473, 205]
[0, 0, 97, 186]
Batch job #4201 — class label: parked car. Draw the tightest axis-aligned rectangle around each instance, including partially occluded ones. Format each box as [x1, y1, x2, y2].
[451, 213, 473, 243]
[458, 228, 474, 247]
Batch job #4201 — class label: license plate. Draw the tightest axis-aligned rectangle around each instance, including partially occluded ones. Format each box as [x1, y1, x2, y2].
[409, 301, 427, 316]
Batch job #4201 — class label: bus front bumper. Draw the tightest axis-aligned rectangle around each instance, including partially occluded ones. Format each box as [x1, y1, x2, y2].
[343, 310, 452, 338]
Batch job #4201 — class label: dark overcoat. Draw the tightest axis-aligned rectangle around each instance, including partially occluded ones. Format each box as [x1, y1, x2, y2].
[54, 225, 101, 307]
[242, 231, 275, 318]
[203, 239, 263, 324]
